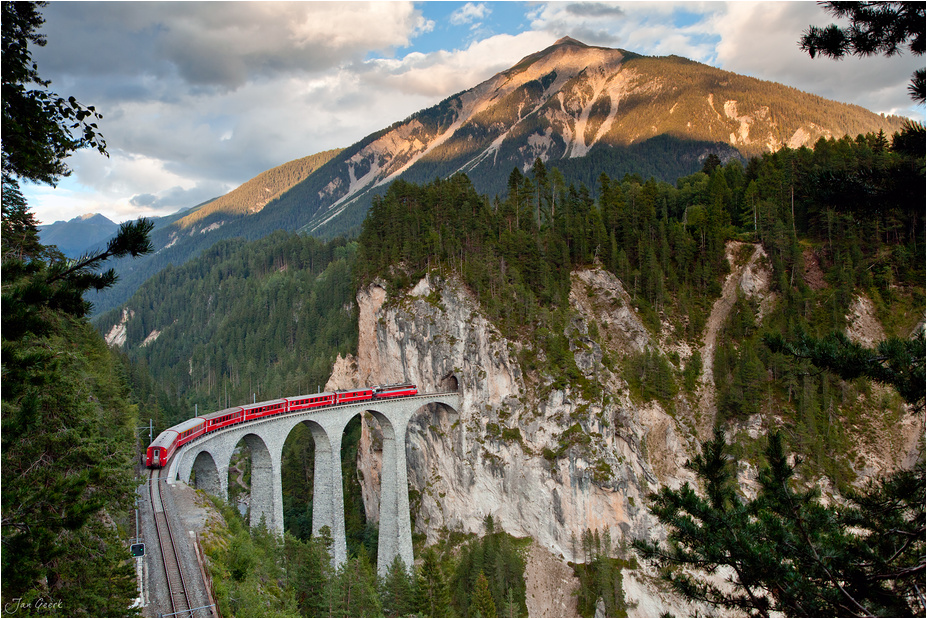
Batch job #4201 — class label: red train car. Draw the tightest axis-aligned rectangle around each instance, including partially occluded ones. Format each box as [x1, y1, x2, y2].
[146, 429, 177, 468]
[145, 417, 206, 468]
[373, 383, 418, 399]
[242, 398, 287, 421]
[335, 388, 373, 405]
[285, 392, 335, 413]
[202, 406, 244, 432]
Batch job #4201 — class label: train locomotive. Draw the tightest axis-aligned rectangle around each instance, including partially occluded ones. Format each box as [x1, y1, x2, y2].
[145, 383, 418, 468]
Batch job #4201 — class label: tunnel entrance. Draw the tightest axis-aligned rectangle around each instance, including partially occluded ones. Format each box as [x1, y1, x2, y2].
[439, 372, 459, 392]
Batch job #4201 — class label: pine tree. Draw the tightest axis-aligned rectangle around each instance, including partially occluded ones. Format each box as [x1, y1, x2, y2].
[415, 547, 451, 617]
[472, 571, 497, 618]
[764, 328, 925, 408]
[800, 2, 925, 103]
[635, 429, 926, 616]
[2, 1, 107, 185]
[2, 4, 152, 613]
[380, 554, 415, 618]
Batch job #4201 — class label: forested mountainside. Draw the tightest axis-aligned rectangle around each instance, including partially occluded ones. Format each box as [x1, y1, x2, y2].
[97, 126, 924, 616]
[89, 37, 906, 318]
[174, 150, 345, 230]
[89, 149, 342, 317]
[96, 232, 358, 428]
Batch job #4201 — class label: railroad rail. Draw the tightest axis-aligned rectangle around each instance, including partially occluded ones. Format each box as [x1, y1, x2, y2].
[149, 469, 194, 617]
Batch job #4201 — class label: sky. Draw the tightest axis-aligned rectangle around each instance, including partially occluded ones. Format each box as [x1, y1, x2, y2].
[22, 1, 925, 225]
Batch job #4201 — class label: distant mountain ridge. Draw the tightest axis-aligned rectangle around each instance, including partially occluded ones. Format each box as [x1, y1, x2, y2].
[90, 37, 907, 316]
[38, 213, 119, 258]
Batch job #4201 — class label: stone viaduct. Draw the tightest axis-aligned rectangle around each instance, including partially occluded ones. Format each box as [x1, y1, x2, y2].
[165, 392, 460, 574]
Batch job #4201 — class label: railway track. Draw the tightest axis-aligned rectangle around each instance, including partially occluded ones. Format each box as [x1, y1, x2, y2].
[149, 469, 194, 617]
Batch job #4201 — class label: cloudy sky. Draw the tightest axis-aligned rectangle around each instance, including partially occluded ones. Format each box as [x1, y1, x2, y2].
[23, 1, 925, 225]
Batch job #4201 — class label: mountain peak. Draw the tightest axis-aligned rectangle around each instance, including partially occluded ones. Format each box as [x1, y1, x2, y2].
[553, 36, 587, 47]
[76, 212, 114, 224]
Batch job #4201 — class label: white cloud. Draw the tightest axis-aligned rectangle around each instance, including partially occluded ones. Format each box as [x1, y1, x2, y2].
[450, 2, 491, 26]
[37, 2, 427, 88]
[363, 31, 557, 97]
[711, 2, 921, 118]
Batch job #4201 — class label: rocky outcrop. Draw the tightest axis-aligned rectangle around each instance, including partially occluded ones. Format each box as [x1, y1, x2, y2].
[845, 293, 886, 348]
[104, 307, 134, 347]
[337, 272, 697, 564]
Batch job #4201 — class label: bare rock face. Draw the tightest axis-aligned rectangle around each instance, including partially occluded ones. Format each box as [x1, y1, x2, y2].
[346, 273, 698, 563]
[845, 294, 887, 348]
[104, 307, 134, 347]
[570, 268, 650, 356]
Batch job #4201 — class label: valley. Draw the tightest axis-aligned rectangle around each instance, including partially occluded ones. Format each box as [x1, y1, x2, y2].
[4, 17, 924, 617]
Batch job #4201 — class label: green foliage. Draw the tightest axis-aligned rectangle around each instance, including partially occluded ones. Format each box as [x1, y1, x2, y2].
[332, 549, 383, 617]
[635, 429, 926, 617]
[1, 247, 142, 614]
[281, 422, 316, 540]
[96, 232, 358, 426]
[341, 415, 378, 560]
[1, 1, 107, 185]
[800, 2, 925, 103]
[0, 313, 140, 615]
[682, 350, 702, 392]
[471, 571, 497, 617]
[765, 327, 925, 408]
[284, 531, 335, 617]
[380, 555, 415, 618]
[0, 5, 151, 612]
[416, 546, 452, 617]
[203, 500, 298, 617]
[450, 517, 528, 617]
[623, 348, 678, 406]
[2, 94, 151, 618]
[573, 529, 628, 618]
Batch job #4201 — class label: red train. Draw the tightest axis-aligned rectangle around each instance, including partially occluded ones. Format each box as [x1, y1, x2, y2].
[145, 383, 418, 468]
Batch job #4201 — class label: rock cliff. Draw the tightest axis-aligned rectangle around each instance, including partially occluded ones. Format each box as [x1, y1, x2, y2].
[327, 242, 922, 616]
[333, 270, 675, 556]
[328, 267, 710, 614]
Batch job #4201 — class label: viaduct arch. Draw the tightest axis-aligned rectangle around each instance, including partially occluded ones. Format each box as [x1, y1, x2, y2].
[166, 393, 460, 574]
